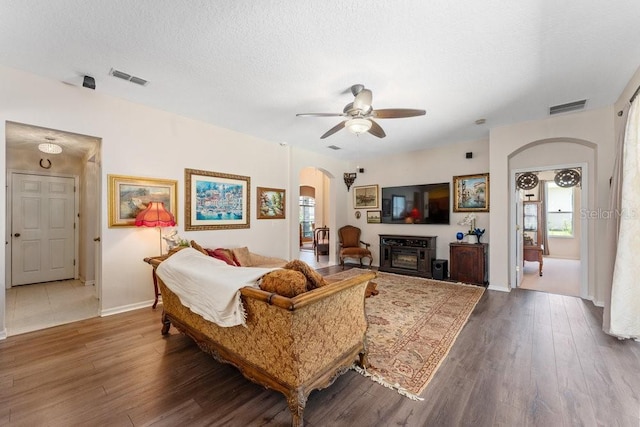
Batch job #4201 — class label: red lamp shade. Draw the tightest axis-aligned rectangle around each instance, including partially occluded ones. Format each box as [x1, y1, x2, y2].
[135, 202, 176, 227]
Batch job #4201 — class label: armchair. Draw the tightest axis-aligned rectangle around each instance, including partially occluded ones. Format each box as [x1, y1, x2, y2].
[338, 225, 373, 269]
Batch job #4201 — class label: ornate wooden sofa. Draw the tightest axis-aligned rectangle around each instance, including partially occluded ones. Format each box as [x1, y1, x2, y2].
[145, 256, 375, 427]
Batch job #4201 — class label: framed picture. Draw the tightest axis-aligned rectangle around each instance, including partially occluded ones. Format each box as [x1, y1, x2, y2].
[353, 184, 379, 209]
[257, 187, 286, 219]
[453, 173, 490, 212]
[367, 210, 381, 223]
[185, 168, 250, 230]
[107, 174, 178, 228]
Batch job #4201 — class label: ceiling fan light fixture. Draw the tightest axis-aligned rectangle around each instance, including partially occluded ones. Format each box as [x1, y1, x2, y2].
[346, 118, 372, 135]
[38, 142, 62, 154]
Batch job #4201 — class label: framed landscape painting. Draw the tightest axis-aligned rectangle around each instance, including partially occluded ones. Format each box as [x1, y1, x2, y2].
[107, 174, 177, 227]
[257, 187, 286, 219]
[353, 185, 379, 209]
[185, 168, 250, 230]
[367, 210, 381, 223]
[453, 173, 489, 212]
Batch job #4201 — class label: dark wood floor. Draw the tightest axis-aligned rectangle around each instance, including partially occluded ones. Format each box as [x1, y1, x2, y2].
[1, 266, 639, 426]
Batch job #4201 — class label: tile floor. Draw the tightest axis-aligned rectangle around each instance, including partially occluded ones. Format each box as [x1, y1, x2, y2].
[298, 247, 331, 269]
[5, 279, 100, 336]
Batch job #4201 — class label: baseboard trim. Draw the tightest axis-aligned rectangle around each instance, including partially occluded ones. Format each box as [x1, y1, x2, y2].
[488, 284, 510, 293]
[101, 300, 156, 317]
[0, 328, 7, 340]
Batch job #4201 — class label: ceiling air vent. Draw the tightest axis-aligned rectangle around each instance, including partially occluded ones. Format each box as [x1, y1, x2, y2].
[327, 145, 341, 150]
[549, 99, 586, 115]
[109, 68, 149, 86]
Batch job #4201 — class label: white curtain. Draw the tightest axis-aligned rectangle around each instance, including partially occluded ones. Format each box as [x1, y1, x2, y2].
[607, 99, 640, 340]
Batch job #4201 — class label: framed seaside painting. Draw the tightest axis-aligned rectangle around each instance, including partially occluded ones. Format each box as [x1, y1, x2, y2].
[257, 187, 286, 219]
[185, 168, 250, 230]
[107, 174, 178, 227]
[453, 173, 489, 212]
[353, 185, 379, 209]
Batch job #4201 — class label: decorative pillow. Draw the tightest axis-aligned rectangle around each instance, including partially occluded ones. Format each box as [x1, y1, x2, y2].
[207, 248, 238, 266]
[189, 240, 209, 256]
[259, 269, 307, 298]
[232, 246, 253, 267]
[283, 259, 328, 291]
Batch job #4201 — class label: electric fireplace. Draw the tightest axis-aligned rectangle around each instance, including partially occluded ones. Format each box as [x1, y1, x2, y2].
[379, 234, 437, 278]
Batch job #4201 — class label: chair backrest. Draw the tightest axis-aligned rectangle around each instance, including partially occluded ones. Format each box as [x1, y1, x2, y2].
[338, 225, 361, 248]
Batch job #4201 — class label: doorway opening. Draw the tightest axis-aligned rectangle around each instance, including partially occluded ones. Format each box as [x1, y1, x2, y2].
[5, 121, 101, 336]
[515, 166, 584, 297]
[298, 167, 331, 269]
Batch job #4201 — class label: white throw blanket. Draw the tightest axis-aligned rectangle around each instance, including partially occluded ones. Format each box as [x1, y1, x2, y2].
[156, 248, 278, 327]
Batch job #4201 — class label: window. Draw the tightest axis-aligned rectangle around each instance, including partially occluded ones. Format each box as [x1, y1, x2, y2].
[546, 182, 574, 237]
[299, 196, 315, 239]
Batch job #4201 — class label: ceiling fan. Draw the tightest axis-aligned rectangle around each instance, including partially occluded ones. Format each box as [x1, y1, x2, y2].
[296, 84, 426, 139]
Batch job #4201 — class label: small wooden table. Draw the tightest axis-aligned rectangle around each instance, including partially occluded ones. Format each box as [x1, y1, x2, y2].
[523, 245, 543, 276]
[144, 255, 169, 309]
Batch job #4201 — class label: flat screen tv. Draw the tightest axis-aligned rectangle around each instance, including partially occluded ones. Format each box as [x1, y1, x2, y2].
[381, 182, 450, 224]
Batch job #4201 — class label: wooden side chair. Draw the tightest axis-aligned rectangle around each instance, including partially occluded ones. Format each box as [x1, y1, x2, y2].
[314, 227, 330, 262]
[338, 225, 372, 269]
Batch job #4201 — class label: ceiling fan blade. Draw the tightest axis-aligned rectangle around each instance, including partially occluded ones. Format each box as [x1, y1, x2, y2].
[296, 112, 345, 117]
[367, 119, 386, 138]
[372, 108, 426, 119]
[320, 121, 346, 139]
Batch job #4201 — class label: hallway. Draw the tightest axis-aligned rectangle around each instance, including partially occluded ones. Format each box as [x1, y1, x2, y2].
[520, 257, 580, 297]
[5, 280, 99, 336]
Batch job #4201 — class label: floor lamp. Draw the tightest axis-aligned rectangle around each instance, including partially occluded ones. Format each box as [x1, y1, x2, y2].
[135, 201, 176, 255]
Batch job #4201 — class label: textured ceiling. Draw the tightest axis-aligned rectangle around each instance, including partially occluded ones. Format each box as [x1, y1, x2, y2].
[2, 1, 640, 160]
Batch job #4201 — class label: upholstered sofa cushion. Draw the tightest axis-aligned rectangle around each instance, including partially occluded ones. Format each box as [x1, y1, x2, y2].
[259, 269, 308, 297]
[232, 246, 253, 266]
[283, 259, 328, 290]
[207, 248, 238, 266]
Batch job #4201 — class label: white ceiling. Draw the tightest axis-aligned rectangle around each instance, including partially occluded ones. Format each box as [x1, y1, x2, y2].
[2, 1, 640, 160]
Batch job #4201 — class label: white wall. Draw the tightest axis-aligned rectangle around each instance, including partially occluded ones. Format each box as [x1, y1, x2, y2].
[0, 65, 341, 332]
[490, 107, 615, 301]
[346, 138, 490, 268]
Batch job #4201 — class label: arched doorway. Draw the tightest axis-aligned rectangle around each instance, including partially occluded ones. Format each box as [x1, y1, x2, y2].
[298, 167, 331, 268]
[509, 138, 595, 298]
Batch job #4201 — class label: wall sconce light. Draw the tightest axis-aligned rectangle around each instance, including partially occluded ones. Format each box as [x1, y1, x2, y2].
[344, 173, 357, 191]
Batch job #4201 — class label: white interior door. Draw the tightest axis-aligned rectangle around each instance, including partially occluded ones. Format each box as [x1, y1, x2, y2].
[11, 173, 75, 286]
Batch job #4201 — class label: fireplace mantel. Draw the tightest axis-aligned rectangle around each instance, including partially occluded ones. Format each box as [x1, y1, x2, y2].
[379, 234, 437, 278]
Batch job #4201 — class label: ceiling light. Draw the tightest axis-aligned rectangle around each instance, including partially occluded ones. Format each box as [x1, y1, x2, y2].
[38, 138, 62, 154]
[346, 118, 372, 135]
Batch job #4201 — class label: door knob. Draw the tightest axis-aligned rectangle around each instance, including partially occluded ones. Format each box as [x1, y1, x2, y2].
[13, 233, 20, 237]
[93, 237, 101, 242]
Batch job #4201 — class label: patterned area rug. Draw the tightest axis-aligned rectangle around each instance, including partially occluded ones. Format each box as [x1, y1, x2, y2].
[325, 269, 485, 400]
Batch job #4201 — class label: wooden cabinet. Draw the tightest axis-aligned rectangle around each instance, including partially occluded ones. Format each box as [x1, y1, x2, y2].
[523, 201, 543, 276]
[449, 243, 488, 286]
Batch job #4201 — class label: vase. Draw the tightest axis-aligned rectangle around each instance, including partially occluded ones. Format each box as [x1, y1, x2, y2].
[466, 234, 478, 244]
[456, 232, 464, 241]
